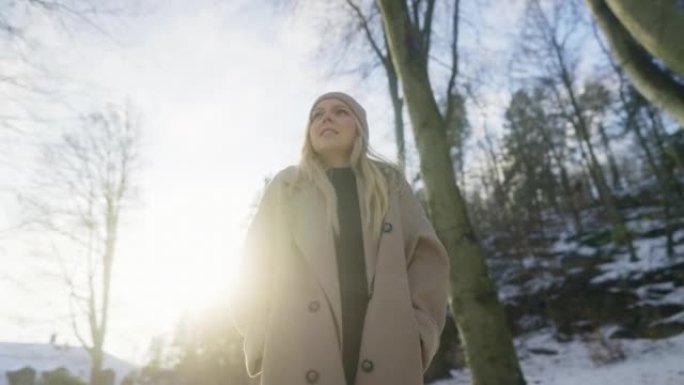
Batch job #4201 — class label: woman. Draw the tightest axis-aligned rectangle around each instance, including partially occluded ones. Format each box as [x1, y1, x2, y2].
[230, 92, 450, 385]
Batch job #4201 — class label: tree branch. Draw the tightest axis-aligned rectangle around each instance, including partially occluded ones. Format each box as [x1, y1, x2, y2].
[421, 0, 436, 56]
[445, 0, 460, 125]
[585, 0, 684, 126]
[344, 0, 388, 64]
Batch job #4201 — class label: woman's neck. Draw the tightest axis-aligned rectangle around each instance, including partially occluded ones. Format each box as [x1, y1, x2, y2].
[321, 153, 351, 168]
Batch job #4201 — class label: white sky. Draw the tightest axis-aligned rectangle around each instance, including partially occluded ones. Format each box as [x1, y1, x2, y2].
[0, 0, 528, 366]
[0, 0, 404, 365]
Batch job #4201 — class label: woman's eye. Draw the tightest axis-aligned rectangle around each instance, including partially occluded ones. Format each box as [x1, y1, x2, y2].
[336, 109, 349, 115]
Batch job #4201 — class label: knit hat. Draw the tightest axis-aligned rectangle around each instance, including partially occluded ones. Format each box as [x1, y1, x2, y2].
[309, 92, 369, 143]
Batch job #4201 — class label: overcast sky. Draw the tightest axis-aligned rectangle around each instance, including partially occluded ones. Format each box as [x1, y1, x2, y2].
[0, 0, 527, 365]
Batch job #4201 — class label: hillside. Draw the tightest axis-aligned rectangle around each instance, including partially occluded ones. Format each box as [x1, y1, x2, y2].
[431, 178, 684, 383]
[0, 343, 136, 385]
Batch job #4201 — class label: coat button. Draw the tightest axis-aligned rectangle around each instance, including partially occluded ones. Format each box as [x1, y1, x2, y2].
[305, 369, 319, 383]
[382, 222, 393, 233]
[308, 300, 320, 312]
[361, 359, 374, 372]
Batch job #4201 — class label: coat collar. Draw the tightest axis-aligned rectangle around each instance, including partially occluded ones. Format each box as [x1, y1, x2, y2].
[289, 170, 379, 347]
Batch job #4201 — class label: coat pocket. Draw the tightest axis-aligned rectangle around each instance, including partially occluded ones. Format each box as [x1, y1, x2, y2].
[408, 310, 426, 374]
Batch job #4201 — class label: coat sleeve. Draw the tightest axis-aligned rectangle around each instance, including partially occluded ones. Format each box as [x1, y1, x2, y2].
[398, 176, 450, 373]
[229, 178, 280, 378]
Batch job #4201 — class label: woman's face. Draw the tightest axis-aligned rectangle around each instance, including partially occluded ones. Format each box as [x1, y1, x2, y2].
[309, 98, 358, 165]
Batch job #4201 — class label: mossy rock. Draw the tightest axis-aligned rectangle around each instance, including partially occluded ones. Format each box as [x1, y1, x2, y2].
[642, 321, 684, 339]
[632, 262, 684, 286]
[673, 269, 684, 286]
[609, 327, 638, 339]
[634, 303, 682, 320]
[639, 222, 684, 239]
[547, 287, 638, 328]
[577, 229, 613, 248]
[615, 189, 661, 208]
[506, 266, 549, 286]
[505, 298, 551, 335]
[619, 304, 684, 337]
[561, 254, 610, 271]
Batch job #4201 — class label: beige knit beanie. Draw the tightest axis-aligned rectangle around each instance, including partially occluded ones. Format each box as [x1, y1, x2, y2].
[309, 92, 369, 143]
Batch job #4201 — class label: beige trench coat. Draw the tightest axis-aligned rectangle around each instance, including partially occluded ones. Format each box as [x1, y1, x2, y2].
[230, 165, 449, 385]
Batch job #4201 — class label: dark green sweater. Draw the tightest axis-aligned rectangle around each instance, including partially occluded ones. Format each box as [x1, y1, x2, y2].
[327, 167, 369, 385]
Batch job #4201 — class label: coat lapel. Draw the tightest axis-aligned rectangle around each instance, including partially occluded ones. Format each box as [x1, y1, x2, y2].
[290, 182, 344, 347]
[289, 172, 382, 348]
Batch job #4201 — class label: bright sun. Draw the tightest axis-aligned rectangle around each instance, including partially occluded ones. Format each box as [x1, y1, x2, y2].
[114, 199, 247, 345]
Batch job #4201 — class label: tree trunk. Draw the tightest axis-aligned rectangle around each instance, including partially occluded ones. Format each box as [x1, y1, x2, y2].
[541, 153, 561, 216]
[560, 163, 584, 233]
[584, 0, 684, 127]
[647, 107, 684, 199]
[376, 1, 525, 384]
[604, 0, 684, 77]
[89, 349, 104, 385]
[549, 31, 638, 260]
[387, 64, 406, 170]
[536, 119, 583, 233]
[574, 113, 637, 260]
[342, 0, 406, 170]
[520, 152, 544, 239]
[644, 108, 680, 257]
[596, 123, 622, 190]
[631, 118, 675, 258]
[86, 200, 118, 385]
[482, 131, 512, 227]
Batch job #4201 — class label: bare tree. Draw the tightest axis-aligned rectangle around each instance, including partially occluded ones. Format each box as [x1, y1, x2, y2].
[578, 81, 623, 190]
[339, 0, 408, 171]
[376, 1, 526, 384]
[19, 102, 141, 385]
[477, 127, 512, 233]
[502, 88, 568, 249]
[296, 0, 467, 178]
[518, 0, 637, 260]
[620, 86, 681, 257]
[1, 0, 134, 131]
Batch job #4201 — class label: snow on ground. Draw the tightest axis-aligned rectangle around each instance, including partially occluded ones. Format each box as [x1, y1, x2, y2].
[463, 203, 684, 385]
[430, 330, 684, 385]
[590, 234, 684, 285]
[636, 283, 684, 306]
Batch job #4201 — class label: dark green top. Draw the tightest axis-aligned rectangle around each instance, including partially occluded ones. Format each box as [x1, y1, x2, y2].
[327, 167, 369, 385]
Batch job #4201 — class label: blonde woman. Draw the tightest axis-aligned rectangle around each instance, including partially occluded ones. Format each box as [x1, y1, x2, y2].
[230, 92, 449, 385]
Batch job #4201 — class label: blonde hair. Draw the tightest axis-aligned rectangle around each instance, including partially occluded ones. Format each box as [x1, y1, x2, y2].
[293, 114, 400, 241]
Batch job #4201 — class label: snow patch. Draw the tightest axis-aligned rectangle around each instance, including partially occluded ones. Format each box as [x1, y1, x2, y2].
[430, 330, 684, 385]
[590, 236, 684, 285]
